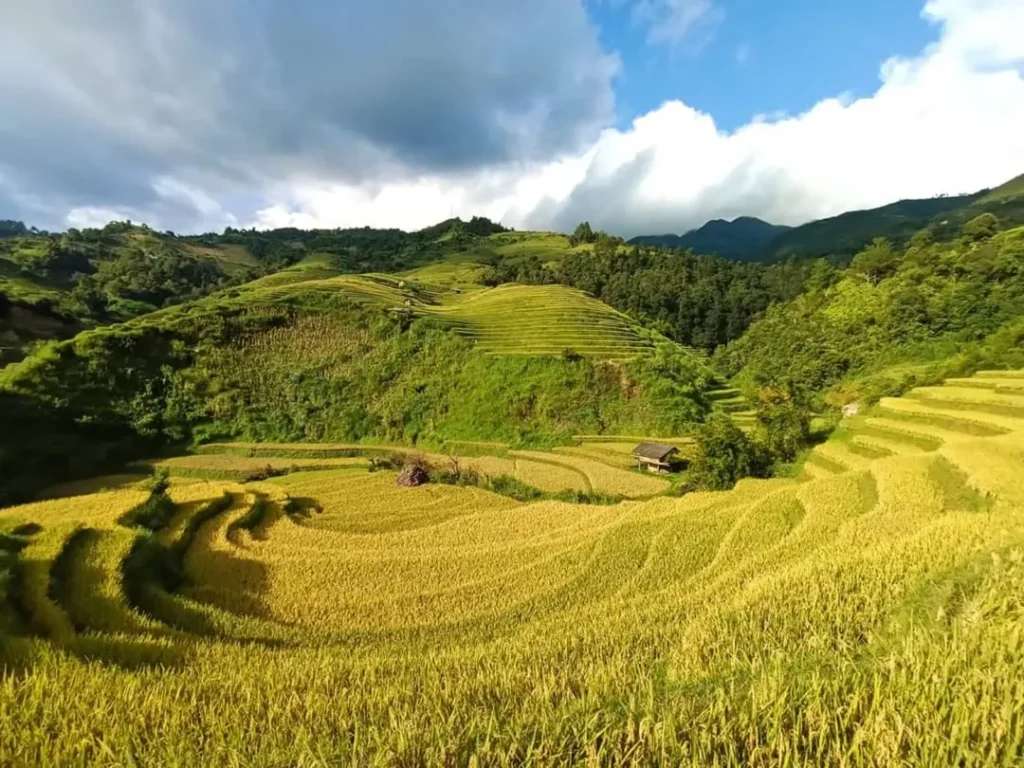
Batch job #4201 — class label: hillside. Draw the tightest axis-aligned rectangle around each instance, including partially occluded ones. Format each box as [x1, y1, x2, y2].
[719, 223, 1024, 406]
[1, 369, 1022, 763]
[767, 173, 1024, 261]
[628, 216, 791, 260]
[0, 251, 718, 504]
[0, 216, 515, 364]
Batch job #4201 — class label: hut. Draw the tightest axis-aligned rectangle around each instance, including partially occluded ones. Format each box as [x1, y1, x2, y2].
[632, 442, 679, 474]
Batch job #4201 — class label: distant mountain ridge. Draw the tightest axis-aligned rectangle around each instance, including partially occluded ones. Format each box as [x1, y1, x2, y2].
[629, 217, 790, 261]
[629, 172, 1024, 262]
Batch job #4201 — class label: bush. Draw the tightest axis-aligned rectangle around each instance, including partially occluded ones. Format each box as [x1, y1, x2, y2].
[119, 469, 175, 530]
[688, 413, 770, 491]
[754, 386, 811, 463]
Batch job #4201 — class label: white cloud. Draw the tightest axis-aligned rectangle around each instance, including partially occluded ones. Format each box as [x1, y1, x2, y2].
[0, 0, 616, 232]
[242, 0, 1024, 239]
[66, 206, 141, 230]
[524, 0, 1024, 236]
[5, 0, 1023, 238]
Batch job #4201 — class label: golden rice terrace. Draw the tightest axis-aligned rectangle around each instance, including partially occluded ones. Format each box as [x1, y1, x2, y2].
[1, 371, 1023, 765]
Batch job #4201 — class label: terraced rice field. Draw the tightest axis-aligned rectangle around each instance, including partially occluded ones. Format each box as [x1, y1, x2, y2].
[222, 268, 656, 359]
[423, 284, 653, 358]
[148, 453, 367, 480]
[2, 371, 1023, 765]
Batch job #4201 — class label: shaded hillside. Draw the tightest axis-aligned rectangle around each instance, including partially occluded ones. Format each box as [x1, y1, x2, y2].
[629, 217, 790, 260]
[767, 192, 986, 261]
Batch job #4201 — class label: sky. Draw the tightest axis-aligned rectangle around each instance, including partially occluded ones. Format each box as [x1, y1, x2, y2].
[1, 0, 1023, 237]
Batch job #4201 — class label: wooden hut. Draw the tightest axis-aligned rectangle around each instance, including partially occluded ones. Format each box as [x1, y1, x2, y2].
[632, 442, 679, 473]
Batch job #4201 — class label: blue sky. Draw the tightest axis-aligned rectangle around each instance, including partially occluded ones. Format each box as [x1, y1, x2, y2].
[591, 1, 936, 131]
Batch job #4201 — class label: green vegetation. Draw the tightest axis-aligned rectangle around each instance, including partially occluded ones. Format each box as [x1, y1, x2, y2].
[0, 250, 716, 503]
[719, 223, 1024, 406]
[0, 216, 512, 364]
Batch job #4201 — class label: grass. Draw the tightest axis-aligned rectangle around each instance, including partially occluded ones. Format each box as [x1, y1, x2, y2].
[1, 371, 1023, 763]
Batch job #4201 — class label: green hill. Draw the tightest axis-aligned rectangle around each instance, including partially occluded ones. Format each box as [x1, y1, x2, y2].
[0, 216, 523, 364]
[0, 253, 716, 504]
[719, 223, 1024, 406]
[767, 193, 983, 260]
[767, 172, 1024, 261]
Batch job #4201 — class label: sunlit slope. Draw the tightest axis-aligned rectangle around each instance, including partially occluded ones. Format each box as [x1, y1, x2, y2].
[2, 371, 1023, 764]
[232, 267, 655, 358]
[426, 284, 653, 357]
[805, 369, 1024, 481]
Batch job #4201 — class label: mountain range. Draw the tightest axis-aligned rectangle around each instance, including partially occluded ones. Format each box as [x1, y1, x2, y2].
[628, 173, 1024, 261]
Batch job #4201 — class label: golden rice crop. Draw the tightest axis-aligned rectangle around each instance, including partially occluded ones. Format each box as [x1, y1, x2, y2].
[0, 489, 150, 530]
[1, 373, 1023, 765]
[512, 449, 670, 497]
[151, 454, 366, 479]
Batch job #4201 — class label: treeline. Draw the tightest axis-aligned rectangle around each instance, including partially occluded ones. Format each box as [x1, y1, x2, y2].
[191, 215, 508, 273]
[483, 242, 818, 350]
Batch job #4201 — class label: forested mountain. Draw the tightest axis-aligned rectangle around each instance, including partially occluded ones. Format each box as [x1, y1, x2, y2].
[627, 172, 1024, 263]
[628, 217, 790, 260]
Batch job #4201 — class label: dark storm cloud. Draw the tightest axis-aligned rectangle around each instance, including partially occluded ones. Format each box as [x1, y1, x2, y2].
[0, 0, 617, 231]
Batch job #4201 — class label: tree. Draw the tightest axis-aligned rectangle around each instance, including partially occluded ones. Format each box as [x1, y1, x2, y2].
[688, 413, 769, 490]
[592, 232, 620, 260]
[754, 386, 810, 462]
[961, 213, 999, 242]
[851, 237, 899, 284]
[569, 221, 595, 246]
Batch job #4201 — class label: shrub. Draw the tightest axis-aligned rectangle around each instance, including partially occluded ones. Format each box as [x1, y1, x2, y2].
[754, 386, 811, 463]
[688, 413, 770, 490]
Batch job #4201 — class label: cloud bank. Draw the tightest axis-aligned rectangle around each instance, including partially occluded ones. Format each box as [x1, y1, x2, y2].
[1, 0, 1022, 237]
[0, 0, 616, 232]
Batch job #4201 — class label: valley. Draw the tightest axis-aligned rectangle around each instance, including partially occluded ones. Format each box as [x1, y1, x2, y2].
[1, 179, 1023, 766]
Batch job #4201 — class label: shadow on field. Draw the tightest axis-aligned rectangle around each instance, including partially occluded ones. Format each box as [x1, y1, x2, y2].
[69, 633, 192, 670]
[180, 547, 273, 621]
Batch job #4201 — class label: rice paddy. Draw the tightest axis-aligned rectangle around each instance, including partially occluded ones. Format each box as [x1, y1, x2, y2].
[1, 371, 1023, 765]
[223, 265, 657, 359]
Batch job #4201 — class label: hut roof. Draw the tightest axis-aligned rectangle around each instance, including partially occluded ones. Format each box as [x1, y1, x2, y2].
[632, 442, 678, 461]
